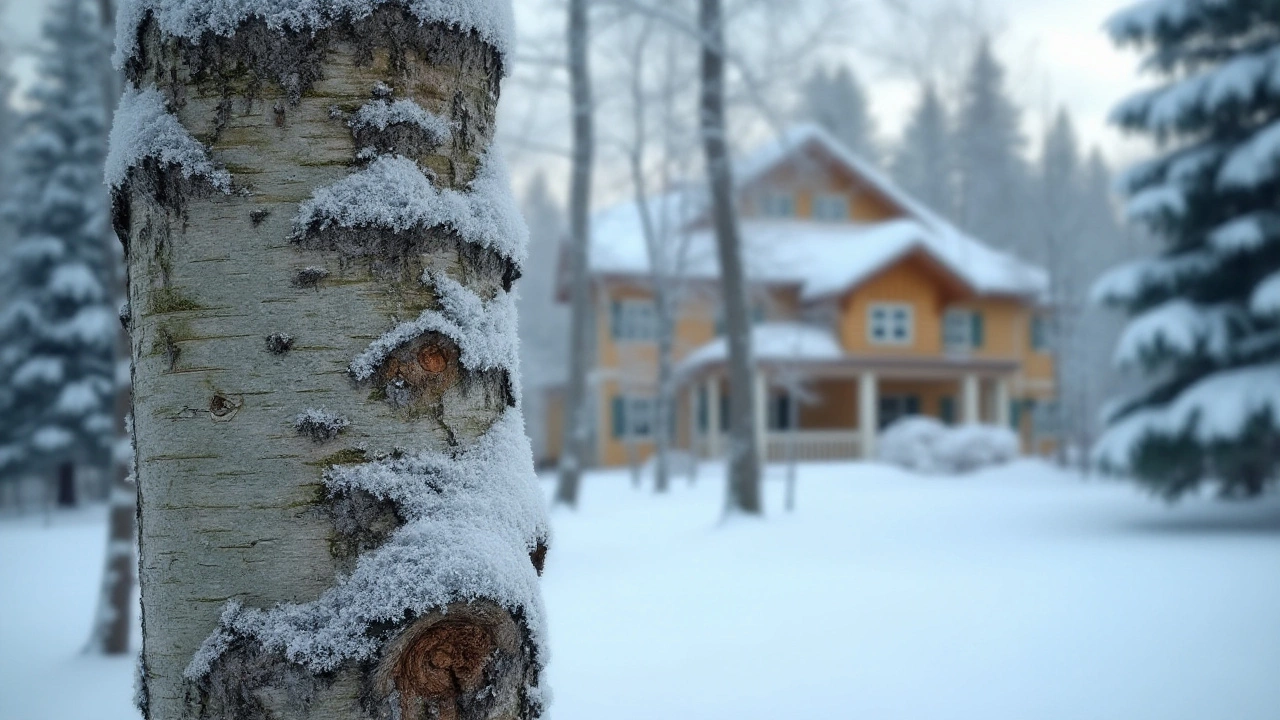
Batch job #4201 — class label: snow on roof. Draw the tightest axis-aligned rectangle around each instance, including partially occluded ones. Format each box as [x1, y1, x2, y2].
[588, 124, 1046, 301]
[678, 322, 843, 375]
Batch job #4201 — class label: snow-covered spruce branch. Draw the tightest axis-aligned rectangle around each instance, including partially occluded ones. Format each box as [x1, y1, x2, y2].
[105, 84, 232, 193]
[349, 269, 519, 383]
[114, 0, 516, 69]
[293, 153, 527, 265]
[185, 410, 549, 682]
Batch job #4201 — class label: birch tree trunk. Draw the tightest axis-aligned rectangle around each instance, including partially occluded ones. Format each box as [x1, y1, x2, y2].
[555, 0, 595, 509]
[113, 5, 548, 719]
[698, 0, 762, 515]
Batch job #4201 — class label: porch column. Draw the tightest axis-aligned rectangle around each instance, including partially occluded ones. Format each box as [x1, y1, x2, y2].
[687, 384, 700, 457]
[706, 376, 720, 458]
[754, 369, 769, 464]
[962, 373, 980, 425]
[994, 377, 1011, 428]
[858, 372, 878, 459]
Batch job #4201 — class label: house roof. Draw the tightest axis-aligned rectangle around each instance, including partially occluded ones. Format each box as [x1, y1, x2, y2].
[678, 322, 844, 376]
[586, 124, 1048, 301]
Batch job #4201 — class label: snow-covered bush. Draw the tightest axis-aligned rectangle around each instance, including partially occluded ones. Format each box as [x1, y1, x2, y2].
[878, 417, 1019, 474]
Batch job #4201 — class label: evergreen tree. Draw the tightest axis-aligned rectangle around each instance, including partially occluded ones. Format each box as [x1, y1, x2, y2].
[518, 172, 568, 464]
[891, 81, 953, 217]
[800, 64, 879, 165]
[1093, 0, 1280, 499]
[954, 38, 1029, 254]
[0, 0, 114, 497]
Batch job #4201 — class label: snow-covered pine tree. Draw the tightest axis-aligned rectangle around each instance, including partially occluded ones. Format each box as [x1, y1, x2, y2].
[111, 1, 549, 717]
[800, 64, 879, 165]
[954, 38, 1030, 255]
[891, 81, 953, 217]
[1093, 0, 1280, 499]
[0, 0, 115, 504]
[518, 172, 567, 466]
[1037, 109, 1090, 462]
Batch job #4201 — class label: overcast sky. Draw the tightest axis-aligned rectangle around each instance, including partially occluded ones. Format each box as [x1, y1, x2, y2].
[2, 0, 1154, 198]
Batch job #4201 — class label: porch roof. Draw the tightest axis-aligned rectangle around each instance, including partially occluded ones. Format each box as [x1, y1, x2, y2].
[678, 323, 1020, 383]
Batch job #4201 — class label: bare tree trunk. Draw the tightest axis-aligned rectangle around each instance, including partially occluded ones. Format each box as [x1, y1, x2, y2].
[698, 0, 762, 515]
[56, 462, 77, 507]
[555, 0, 595, 509]
[85, 0, 137, 658]
[115, 7, 548, 719]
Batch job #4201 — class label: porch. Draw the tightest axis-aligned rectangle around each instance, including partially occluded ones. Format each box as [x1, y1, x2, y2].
[682, 355, 1021, 462]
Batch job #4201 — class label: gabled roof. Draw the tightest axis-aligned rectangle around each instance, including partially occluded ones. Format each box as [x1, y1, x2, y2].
[586, 125, 1048, 301]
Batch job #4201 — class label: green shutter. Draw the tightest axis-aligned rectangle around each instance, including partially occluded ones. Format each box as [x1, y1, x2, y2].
[1031, 316, 1046, 351]
[697, 386, 708, 431]
[971, 312, 985, 348]
[940, 396, 955, 425]
[610, 301, 622, 340]
[1010, 399, 1022, 429]
[612, 396, 626, 438]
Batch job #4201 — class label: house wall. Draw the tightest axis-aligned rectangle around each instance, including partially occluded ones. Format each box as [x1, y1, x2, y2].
[742, 147, 900, 223]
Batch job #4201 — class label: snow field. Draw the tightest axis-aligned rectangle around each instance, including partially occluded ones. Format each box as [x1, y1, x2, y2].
[2, 460, 1280, 720]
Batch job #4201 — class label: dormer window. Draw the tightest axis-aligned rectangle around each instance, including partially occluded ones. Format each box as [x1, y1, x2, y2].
[813, 193, 849, 221]
[761, 192, 794, 218]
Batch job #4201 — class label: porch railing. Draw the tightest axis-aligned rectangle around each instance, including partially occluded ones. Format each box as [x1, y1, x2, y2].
[693, 430, 863, 462]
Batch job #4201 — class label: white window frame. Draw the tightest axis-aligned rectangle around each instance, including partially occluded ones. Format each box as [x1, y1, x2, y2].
[625, 395, 654, 438]
[761, 192, 795, 218]
[868, 302, 914, 346]
[944, 308, 975, 351]
[812, 193, 849, 221]
[614, 299, 657, 343]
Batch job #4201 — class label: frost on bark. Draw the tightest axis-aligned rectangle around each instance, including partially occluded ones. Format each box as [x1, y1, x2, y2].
[112, 4, 548, 719]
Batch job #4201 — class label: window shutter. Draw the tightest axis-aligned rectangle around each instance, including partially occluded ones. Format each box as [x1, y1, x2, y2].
[940, 396, 955, 425]
[1010, 399, 1022, 429]
[610, 301, 622, 340]
[697, 386, 708, 431]
[971, 312, 985, 348]
[612, 396, 626, 438]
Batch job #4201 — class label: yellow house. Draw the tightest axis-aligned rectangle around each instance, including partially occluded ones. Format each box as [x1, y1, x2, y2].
[547, 124, 1055, 468]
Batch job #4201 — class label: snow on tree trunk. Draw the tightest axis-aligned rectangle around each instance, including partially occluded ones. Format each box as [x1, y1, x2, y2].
[555, 0, 594, 509]
[699, 0, 763, 515]
[112, 3, 549, 718]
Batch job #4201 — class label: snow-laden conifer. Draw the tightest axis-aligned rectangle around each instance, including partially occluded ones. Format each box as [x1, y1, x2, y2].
[1094, 0, 1280, 499]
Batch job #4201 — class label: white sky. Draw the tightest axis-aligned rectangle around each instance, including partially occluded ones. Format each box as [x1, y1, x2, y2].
[1, 0, 1156, 197]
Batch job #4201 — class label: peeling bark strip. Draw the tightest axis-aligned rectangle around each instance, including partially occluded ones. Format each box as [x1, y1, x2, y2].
[115, 3, 547, 719]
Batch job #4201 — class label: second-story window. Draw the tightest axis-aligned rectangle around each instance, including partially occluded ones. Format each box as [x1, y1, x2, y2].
[812, 193, 849, 221]
[868, 303, 913, 345]
[611, 299, 657, 342]
[761, 192, 795, 218]
[943, 309, 984, 351]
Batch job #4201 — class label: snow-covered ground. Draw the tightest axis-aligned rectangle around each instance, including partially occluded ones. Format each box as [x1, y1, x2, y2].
[3, 460, 1279, 719]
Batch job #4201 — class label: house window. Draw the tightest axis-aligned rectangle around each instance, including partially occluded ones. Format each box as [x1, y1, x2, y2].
[611, 395, 654, 438]
[1031, 315, 1049, 352]
[939, 396, 956, 425]
[767, 392, 795, 431]
[761, 192, 795, 218]
[943, 309, 984, 351]
[611, 299, 656, 342]
[812, 193, 849, 221]
[878, 395, 920, 430]
[868, 303, 914, 345]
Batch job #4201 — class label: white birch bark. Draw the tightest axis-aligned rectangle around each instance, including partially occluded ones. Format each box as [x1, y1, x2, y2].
[115, 6, 548, 719]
